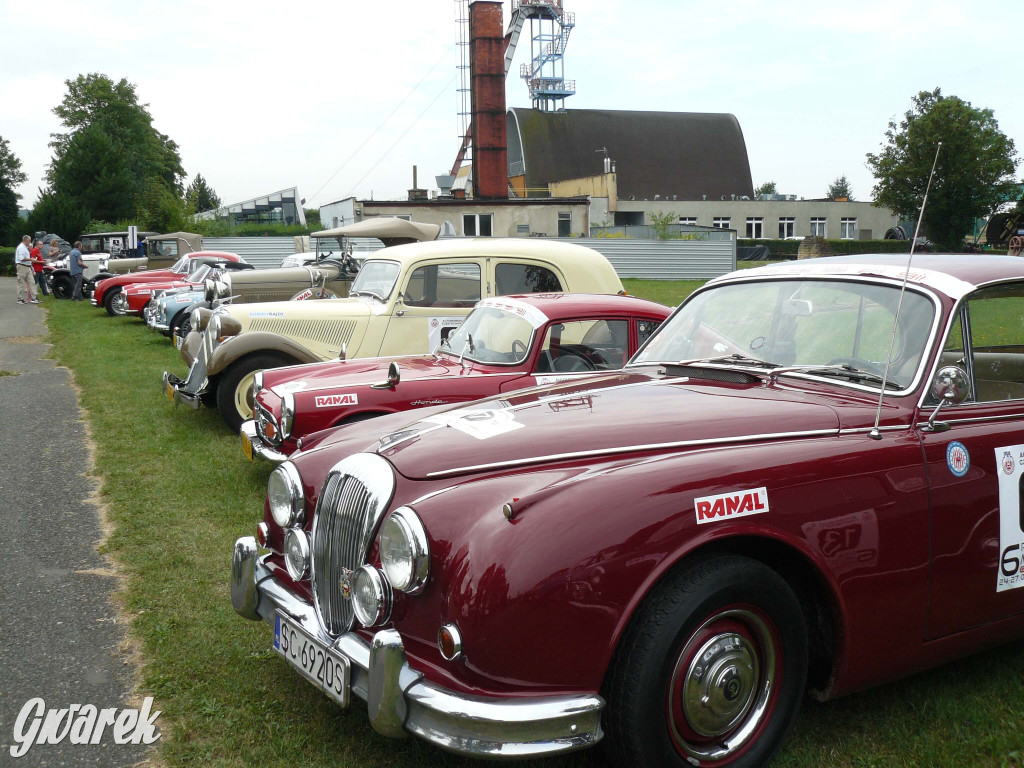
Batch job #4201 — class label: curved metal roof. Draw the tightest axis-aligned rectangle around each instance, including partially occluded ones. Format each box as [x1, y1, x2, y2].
[507, 107, 754, 201]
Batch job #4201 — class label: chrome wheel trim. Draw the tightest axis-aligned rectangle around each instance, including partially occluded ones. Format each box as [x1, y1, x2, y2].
[110, 291, 128, 316]
[233, 370, 258, 422]
[668, 608, 777, 762]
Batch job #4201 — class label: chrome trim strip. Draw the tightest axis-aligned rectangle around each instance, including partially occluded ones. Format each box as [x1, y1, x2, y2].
[838, 425, 911, 435]
[232, 542, 604, 757]
[424, 428, 838, 478]
[915, 412, 1024, 428]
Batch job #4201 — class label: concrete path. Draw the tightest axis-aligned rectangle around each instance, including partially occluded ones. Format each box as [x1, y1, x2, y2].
[0, 278, 153, 766]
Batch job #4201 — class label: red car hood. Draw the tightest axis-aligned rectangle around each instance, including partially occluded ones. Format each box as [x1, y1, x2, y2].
[373, 373, 843, 480]
[126, 278, 195, 296]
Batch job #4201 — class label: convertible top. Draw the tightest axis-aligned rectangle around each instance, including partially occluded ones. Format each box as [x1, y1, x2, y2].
[311, 218, 440, 247]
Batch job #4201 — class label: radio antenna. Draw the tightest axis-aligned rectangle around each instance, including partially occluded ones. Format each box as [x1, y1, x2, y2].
[868, 141, 942, 440]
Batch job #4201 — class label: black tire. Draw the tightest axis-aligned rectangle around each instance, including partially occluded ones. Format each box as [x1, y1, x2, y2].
[103, 287, 124, 316]
[168, 309, 188, 339]
[51, 275, 73, 300]
[603, 555, 807, 768]
[216, 354, 297, 433]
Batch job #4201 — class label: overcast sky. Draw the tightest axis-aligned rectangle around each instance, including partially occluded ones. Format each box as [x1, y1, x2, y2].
[2, 0, 1021, 212]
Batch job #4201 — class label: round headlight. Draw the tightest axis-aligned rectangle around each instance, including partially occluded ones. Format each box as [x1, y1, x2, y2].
[281, 392, 295, 439]
[351, 565, 392, 627]
[267, 462, 304, 528]
[190, 308, 203, 331]
[379, 507, 430, 593]
[216, 275, 231, 298]
[284, 528, 311, 581]
[209, 314, 222, 339]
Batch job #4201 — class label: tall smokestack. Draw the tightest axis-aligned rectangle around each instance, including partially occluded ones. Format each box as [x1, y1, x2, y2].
[469, 0, 508, 199]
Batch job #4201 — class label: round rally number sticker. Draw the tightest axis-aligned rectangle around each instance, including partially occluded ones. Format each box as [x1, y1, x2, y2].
[946, 441, 970, 477]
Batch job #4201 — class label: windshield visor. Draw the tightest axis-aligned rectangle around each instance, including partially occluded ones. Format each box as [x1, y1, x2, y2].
[633, 278, 935, 391]
[350, 260, 400, 300]
[443, 307, 536, 365]
[186, 264, 212, 283]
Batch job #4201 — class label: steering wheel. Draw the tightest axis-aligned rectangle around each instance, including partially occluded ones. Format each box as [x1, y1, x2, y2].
[511, 339, 528, 359]
[552, 347, 597, 372]
[826, 357, 887, 376]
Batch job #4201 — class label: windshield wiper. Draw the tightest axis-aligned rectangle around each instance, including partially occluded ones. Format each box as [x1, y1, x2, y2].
[349, 289, 385, 301]
[771, 364, 902, 390]
[676, 353, 780, 369]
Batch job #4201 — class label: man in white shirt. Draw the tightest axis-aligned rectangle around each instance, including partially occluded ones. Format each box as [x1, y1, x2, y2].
[14, 235, 39, 304]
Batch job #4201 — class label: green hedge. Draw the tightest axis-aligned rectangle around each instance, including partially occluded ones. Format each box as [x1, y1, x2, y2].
[0, 247, 15, 276]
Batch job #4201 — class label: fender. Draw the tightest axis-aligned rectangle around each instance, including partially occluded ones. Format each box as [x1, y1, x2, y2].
[207, 331, 322, 377]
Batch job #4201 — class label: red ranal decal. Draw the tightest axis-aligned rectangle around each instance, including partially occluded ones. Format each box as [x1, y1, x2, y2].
[314, 393, 358, 408]
[694, 487, 769, 524]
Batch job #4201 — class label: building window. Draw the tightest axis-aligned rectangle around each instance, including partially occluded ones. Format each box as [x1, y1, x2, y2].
[463, 213, 493, 237]
[746, 217, 764, 239]
[810, 217, 827, 237]
[557, 212, 571, 237]
[841, 217, 857, 239]
[778, 217, 796, 239]
[516, 224, 531, 235]
[712, 217, 730, 229]
[679, 217, 697, 226]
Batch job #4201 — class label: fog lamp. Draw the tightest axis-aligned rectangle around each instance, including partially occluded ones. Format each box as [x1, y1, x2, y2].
[351, 565, 392, 627]
[284, 529, 311, 581]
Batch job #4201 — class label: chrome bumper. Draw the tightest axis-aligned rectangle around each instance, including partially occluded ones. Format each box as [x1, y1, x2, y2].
[89, 296, 98, 306]
[162, 370, 203, 410]
[231, 537, 604, 758]
[241, 420, 287, 463]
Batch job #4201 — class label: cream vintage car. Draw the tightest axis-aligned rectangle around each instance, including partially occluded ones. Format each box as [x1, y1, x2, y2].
[164, 238, 625, 431]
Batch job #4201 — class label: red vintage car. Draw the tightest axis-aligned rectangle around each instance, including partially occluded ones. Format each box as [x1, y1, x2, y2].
[91, 251, 245, 315]
[121, 260, 253, 316]
[240, 293, 671, 462]
[232, 254, 1024, 766]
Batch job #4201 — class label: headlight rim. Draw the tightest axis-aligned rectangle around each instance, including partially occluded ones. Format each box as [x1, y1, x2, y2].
[268, 461, 305, 529]
[379, 506, 430, 594]
[351, 565, 393, 627]
[284, 528, 311, 581]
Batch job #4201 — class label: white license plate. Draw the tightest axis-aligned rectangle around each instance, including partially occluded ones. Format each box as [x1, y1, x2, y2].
[273, 613, 350, 707]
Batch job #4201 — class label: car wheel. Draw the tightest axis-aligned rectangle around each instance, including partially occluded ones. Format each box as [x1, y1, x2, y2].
[170, 310, 189, 339]
[105, 289, 127, 316]
[51, 275, 73, 300]
[216, 354, 297, 433]
[603, 555, 807, 768]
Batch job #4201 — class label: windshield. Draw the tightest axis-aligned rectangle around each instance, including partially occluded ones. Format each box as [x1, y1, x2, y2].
[632, 278, 935, 391]
[350, 260, 400, 301]
[170, 256, 190, 274]
[186, 264, 212, 283]
[443, 307, 536, 365]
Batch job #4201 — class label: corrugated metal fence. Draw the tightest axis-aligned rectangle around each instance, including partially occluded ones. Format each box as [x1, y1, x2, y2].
[202, 236, 735, 280]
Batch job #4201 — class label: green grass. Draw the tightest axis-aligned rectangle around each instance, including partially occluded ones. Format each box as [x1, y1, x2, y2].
[43, 290, 1024, 768]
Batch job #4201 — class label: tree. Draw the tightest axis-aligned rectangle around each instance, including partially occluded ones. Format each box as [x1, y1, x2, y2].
[755, 181, 777, 198]
[47, 73, 185, 228]
[26, 189, 91, 243]
[866, 88, 1018, 251]
[0, 136, 28, 243]
[826, 175, 854, 201]
[186, 174, 221, 213]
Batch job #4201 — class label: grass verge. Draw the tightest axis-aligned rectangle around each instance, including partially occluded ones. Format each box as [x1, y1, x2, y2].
[44, 289, 1024, 768]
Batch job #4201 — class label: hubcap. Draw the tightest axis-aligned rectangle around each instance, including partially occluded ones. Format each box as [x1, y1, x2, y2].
[233, 371, 258, 421]
[667, 608, 778, 763]
[111, 292, 127, 315]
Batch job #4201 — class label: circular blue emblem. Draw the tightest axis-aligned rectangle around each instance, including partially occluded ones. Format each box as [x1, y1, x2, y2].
[946, 441, 970, 477]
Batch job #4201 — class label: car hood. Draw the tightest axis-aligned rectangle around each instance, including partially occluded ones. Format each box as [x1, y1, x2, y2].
[224, 296, 374, 332]
[99, 269, 177, 287]
[128, 279, 194, 295]
[371, 373, 843, 480]
[263, 353, 499, 395]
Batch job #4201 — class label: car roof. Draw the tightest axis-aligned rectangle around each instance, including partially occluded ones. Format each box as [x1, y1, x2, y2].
[495, 293, 671, 320]
[713, 254, 1024, 299]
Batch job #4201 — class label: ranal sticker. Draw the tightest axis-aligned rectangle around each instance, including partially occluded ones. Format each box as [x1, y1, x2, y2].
[995, 443, 1024, 592]
[694, 487, 769, 525]
[292, 288, 313, 301]
[314, 393, 358, 408]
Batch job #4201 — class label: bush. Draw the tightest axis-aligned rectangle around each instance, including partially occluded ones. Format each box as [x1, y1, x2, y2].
[1, 246, 16, 276]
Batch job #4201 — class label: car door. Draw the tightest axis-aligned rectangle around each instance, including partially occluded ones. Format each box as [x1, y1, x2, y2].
[923, 282, 1024, 638]
[377, 260, 484, 357]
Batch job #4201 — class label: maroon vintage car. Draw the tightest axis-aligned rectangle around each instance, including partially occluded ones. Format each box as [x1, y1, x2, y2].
[240, 293, 670, 462]
[91, 251, 245, 315]
[231, 254, 1024, 766]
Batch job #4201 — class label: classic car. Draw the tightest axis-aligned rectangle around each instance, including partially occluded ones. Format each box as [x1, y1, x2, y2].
[241, 293, 671, 462]
[231, 254, 1024, 765]
[92, 247, 241, 315]
[122, 260, 255, 317]
[165, 238, 625, 432]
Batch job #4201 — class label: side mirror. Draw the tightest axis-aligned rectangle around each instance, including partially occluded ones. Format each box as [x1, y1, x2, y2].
[925, 366, 970, 432]
[371, 361, 401, 389]
[338, 342, 347, 361]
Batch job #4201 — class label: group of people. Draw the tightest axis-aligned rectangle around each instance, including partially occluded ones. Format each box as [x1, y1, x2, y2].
[13, 234, 86, 303]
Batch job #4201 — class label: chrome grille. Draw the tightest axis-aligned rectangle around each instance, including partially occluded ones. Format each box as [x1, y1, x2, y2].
[311, 454, 395, 637]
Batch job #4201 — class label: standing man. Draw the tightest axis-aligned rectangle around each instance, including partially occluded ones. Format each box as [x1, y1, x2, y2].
[30, 239, 49, 297]
[14, 235, 39, 304]
[69, 240, 86, 301]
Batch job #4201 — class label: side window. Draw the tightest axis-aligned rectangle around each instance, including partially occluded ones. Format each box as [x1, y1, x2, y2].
[403, 263, 481, 308]
[495, 263, 563, 295]
[965, 285, 1024, 402]
[534, 319, 628, 373]
[637, 318, 661, 347]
